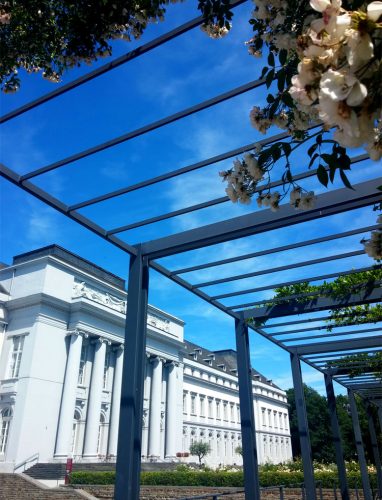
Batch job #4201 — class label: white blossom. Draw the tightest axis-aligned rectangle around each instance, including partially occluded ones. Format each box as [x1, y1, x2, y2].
[367, 1, 382, 21]
[346, 30, 374, 72]
[299, 191, 316, 210]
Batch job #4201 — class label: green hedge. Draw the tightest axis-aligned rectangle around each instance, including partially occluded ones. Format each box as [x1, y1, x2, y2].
[70, 470, 377, 489]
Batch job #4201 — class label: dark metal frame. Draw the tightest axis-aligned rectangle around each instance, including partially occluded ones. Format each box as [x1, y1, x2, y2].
[1, 3, 381, 498]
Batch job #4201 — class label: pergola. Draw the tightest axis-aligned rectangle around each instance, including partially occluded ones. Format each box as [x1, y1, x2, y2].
[1, 2, 381, 499]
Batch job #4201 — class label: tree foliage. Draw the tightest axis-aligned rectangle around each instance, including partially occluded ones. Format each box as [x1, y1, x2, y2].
[286, 385, 380, 463]
[189, 441, 211, 466]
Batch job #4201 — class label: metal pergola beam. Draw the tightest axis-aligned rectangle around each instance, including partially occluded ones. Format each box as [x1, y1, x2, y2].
[115, 247, 149, 500]
[140, 178, 382, 259]
[295, 335, 382, 355]
[21, 78, 266, 181]
[235, 316, 261, 500]
[242, 287, 382, 320]
[70, 129, 302, 212]
[212, 264, 380, 300]
[172, 218, 375, 276]
[195, 250, 365, 290]
[0, 163, 139, 256]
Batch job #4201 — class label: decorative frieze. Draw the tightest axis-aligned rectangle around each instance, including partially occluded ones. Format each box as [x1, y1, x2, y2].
[73, 281, 126, 313]
[72, 280, 171, 333]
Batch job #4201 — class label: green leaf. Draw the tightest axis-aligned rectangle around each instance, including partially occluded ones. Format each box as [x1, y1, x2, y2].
[266, 94, 274, 103]
[309, 153, 319, 168]
[260, 66, 269, 78]
[307, 143, 318, 157]
[340, 169, 354, 190]
[321, 153, 336, 167]
[338, 154, 351, 170]
[328, 165, 336, 183]
[268, 51, 275, 67]
[281, 91, 294, 107]
[279, 49, 287, 66]
[271, 146, 281, 162]
[265, 69, 275, 88]
[317, 164, 329, 187]
[269, 99, 279, 118]
[277, 68, 285, 93]
[281, 142, 292, 157]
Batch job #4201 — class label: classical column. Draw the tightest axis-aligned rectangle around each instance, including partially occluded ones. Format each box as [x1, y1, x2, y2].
[165, 361, 177, 460]
[83, 337, 107, 458]
[55, 330, 84, 458]
[148, 357, 163, 460]
[108, 345, 124, 457]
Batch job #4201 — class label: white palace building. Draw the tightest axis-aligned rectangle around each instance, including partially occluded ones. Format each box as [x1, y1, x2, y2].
[0, 245, 292, 471]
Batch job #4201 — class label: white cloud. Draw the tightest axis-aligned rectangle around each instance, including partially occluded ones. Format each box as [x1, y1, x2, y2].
[26, 203, 59, 246]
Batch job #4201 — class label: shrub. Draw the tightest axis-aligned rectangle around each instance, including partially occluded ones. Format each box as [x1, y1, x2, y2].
[69, 469, 377, 489]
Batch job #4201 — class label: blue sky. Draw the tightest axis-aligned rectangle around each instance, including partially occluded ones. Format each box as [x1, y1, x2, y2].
[0, 1, 380, 394]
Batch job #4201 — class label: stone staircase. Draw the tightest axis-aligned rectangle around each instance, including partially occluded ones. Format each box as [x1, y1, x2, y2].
[25, 461, 179, 480]
[0, 473, 94, 500]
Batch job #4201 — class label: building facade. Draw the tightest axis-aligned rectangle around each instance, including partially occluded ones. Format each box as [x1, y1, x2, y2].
[0, 245, 292, 471]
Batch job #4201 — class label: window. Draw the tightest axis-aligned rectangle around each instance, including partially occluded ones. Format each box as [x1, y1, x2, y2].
[97, 413, 106, 455]
[0, 407, 12, 454]
[71, 409, 81, 456]
[216, 400, 221, 419]
[78, 345, 87, 385]
[268, 409, 272, 427]
[8, 336, 24, 378]
[103, 348, 110, 389]
[230, 403, 235, 422]
[273, 410, 278, 428]
[200, 397, 205, 417]
[191, 394, 196, 415]
[284, 413, 288, 430]
[223, 402, 228, 420]
[236, 405, 240, 423]
[279, 412, 283, 429]
[261, 407, 266, 426]
[208, 398, 213, 418]
[183, 391, 187, 414]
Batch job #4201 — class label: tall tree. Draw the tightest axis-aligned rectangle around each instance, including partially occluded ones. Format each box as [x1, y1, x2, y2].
[286, 385, 380, 463]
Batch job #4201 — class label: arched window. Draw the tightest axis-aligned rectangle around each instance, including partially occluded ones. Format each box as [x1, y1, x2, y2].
[71, 409, 81, 456]
[0, 407, 13, 454]
[97, 412, 106, 455]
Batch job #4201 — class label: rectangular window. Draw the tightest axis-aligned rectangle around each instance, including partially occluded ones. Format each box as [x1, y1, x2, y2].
[103, 348, 110, 389]
[279, 412, 283, 429]
[230, 404, 235, 422]
[78, 345, 87, 385]
[216, 400, 221, 419]
[191, 395, 196, 415]
[284, 413, 288, 430]
[9, 336, 24, 378]
[274, 410, 278, 428]
[261, 407, 266, 426]
[223, 402, 228, 421]
[200, 397, 205, 417]
[208, 398, 213, 418]
[183, 392, 187, 413]
[237, 405, 240, 423]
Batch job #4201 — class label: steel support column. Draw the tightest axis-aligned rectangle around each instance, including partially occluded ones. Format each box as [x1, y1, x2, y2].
[348, 390, 372, 500]
[290, 351, 316, 499]
[115, 246, 149, 500]
[324, 374, 349, 500]
[234, 316, 261, 500]
[365, 404, 382, 499]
